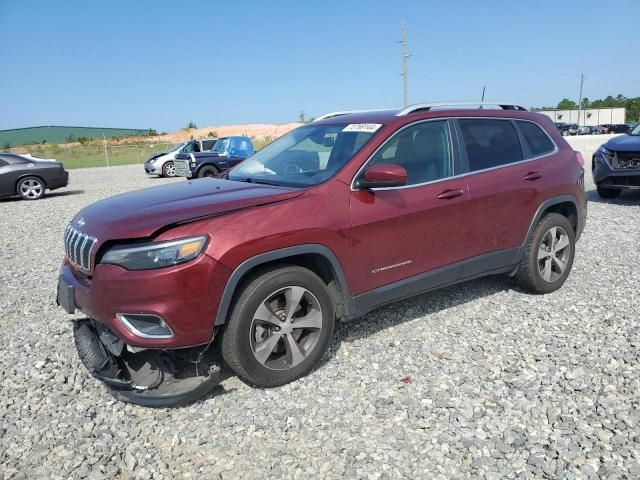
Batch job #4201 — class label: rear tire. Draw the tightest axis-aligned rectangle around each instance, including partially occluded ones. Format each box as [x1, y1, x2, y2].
[198, 165, 219, 178]
[596, 185, 621, 199]
[221, 266, 335, 387]
[515, 213, 575, 294]
[162, 161, 176, 177]
[17, 176, 45, 200]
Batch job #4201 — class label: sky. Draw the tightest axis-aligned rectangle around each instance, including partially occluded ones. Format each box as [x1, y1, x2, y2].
[1, 0, 639, 132]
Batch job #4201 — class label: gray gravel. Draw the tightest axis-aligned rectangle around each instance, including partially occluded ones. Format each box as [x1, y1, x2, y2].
[1, 159, 639, 479]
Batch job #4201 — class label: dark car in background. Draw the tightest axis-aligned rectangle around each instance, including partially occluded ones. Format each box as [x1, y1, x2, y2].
[0, 153, 69, 200]
[174, 136, 255, 178]
[601, 124, 630, 134]
[555, 122, 579, 136]
[144, 138, 218, 177]
[592, 123, 640, 198]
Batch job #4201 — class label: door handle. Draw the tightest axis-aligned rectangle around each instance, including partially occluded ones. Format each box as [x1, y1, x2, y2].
[437, 189, 465, 200]
[524, 171, 542, 181]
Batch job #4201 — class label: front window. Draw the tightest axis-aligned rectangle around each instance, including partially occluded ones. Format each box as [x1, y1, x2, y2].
[631, 124, 640, 135]
[228, 124, 380, 187]
[167, 142, 185, 153]
[182, 141, 196, 153]
[212, 138, 231, 153]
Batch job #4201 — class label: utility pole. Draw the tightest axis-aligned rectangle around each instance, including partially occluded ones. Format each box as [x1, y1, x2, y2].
[577, 73, 584, 125]
[102, 133, 110, 167]
[399, 21, 410, 107]
[481, 86, 486, 102]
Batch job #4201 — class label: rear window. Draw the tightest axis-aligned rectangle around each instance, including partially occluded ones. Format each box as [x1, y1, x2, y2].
[458, 119, 523, 172]
[517, 121, 555, 158]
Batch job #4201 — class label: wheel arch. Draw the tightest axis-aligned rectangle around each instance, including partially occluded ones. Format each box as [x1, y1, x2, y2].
[523, 195, 579, 246]
[214, 245, 355, 326]
[15, 173, 47, 192]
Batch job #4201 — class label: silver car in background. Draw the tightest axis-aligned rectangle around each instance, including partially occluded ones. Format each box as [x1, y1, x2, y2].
[144, 138, 217, 177]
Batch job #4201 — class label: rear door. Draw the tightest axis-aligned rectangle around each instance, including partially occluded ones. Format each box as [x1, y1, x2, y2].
[348, 119, 471, 295]
[456, 118, 555, 269]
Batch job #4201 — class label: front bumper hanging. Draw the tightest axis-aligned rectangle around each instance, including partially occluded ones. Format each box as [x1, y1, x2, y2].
[73, 319, 220, 407]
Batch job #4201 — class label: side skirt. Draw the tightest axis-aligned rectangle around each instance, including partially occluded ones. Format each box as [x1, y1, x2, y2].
[350, 248, 522, 319]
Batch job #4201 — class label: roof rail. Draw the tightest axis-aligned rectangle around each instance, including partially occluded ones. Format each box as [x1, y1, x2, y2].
[396, 102, 527, 116]
[314, 109, 395, 122]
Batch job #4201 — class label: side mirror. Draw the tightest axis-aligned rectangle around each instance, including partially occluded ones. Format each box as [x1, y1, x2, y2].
[356, 163, 407, 189]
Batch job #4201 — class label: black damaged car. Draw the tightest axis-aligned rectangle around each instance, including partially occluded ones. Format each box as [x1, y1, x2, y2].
[592, 124, 640, 198]
[0, 153, 69, 200]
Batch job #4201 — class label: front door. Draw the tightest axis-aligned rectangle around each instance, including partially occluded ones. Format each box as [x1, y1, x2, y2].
[348, 119, 471, 296]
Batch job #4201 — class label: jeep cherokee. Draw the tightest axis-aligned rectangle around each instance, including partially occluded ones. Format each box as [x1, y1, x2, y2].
[57, 102, 587, 406]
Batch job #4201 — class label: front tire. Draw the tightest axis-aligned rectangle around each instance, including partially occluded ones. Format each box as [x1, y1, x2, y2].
[562, 130, 569, 136]
[162, 161, 176, 177]
[515, 213, 575, 294]
[197, 165, 219, 178]
[596, 185, 621, 199]
[221, 266, 335, 387]
[17, 176, 45, 200]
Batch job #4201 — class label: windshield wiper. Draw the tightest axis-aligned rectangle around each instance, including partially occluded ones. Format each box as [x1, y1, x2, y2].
[232, 177, 282, 186]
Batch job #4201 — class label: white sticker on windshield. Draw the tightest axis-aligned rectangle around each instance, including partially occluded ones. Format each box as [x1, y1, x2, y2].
[342, 123, 382, 133]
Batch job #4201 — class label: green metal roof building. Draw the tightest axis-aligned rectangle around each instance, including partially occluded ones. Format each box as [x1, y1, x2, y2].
[0, 126, 153, 147]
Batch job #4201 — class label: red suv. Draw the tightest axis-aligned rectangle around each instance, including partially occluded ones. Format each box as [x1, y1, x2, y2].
[57, 102, 587, 405]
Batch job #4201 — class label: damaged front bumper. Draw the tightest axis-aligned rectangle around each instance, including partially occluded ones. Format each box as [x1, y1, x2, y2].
[73, 319, 221, 407]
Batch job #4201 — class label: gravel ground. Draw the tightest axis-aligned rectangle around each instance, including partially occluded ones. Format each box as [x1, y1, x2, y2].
[1, 148, 639, 479]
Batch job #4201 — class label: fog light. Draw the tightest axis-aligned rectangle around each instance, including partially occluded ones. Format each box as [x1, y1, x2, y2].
[116, 313, 173, 339]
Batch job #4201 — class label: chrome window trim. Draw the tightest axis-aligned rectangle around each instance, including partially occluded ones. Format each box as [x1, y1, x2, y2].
[116, 313, 174, 339]
[350, 117, 559, 192]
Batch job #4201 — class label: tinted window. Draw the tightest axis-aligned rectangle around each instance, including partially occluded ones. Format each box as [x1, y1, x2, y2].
[201, 139, 216, 150]
[459, 119, 523, 172]
[368, 120, 452, 185]
[517, 121, 555, 157]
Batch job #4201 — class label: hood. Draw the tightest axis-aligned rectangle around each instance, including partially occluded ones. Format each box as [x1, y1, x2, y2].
[147, 152, 166, 161]
[71, 179, 304, 241]
[605, 134, 640, 152]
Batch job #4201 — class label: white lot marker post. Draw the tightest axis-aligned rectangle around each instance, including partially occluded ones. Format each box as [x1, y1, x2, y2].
[102, 133, 110, 167]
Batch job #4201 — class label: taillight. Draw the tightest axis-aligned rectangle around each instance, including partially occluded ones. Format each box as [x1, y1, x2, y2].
[575, 151, 585, 168]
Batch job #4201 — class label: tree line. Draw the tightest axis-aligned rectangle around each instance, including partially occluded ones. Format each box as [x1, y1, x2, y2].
[535, 95, 640, 122]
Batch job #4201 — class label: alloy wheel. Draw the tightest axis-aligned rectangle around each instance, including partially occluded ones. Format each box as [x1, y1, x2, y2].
[19, 179, 43, 199]
[249, 286, 323, 370]
[537, 226, 571, 282]
[164, 162, 176, 177]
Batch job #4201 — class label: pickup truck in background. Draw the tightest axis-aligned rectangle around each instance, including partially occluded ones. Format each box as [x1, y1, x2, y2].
[144, 138, 218, 177]
[174, 136, 255, 178]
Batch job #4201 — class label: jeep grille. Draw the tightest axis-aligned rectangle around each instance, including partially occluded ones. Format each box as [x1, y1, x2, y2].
[64, 225, 97, 271]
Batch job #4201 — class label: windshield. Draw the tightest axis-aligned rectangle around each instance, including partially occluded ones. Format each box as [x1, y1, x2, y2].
[167, 142, 186, 153]
[227, 123, 380, 187]
[212, 138, 231, 153]
[631, 124, 640, 135]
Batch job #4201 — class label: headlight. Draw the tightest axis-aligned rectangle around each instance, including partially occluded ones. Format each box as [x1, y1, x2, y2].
[101, 236, 207, 270]
[597, 146, 614, 163]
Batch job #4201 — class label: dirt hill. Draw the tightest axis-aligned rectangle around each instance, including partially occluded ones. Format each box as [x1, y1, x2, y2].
[164, 122, 303, 143]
